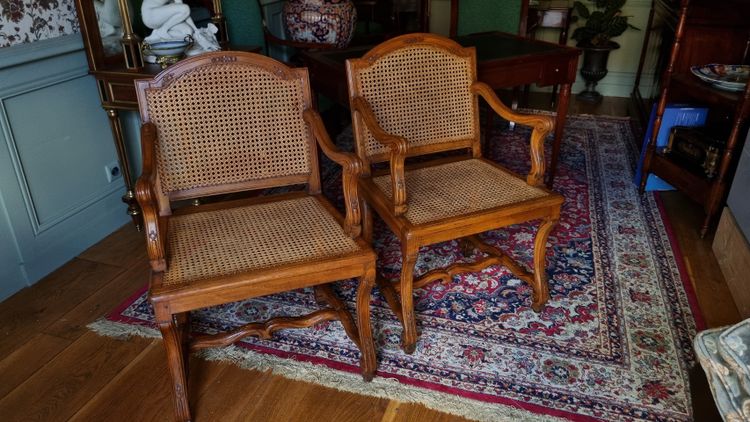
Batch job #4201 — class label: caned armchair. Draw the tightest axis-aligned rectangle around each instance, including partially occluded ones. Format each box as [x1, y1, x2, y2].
[345, 33, 564, 354]
[134, 52, 377, 422]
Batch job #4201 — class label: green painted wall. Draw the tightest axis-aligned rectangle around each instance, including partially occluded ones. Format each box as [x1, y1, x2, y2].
[224, 0, 266, 48]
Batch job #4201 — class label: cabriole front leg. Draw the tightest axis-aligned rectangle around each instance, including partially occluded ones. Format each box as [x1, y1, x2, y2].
[357, 266, 377, 381]
[157, 315, 191, 422]
[531, 217, 559, 312]
[400, 245, 419, 354]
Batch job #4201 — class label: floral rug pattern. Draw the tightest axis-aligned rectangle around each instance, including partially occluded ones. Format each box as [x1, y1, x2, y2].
[105, 115, 702, 421]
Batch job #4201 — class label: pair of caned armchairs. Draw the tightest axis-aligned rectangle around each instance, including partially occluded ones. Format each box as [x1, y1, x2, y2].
[135, 33, 562, 421]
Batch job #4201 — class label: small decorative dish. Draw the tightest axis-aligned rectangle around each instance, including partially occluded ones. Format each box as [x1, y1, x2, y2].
[141, 37, 193, 69]
[690, 64, 749, 92]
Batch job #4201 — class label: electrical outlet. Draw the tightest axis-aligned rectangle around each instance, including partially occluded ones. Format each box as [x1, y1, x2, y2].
[105, 161, 122, 183]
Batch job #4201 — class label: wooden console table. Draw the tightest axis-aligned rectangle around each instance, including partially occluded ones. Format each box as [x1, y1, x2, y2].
[301, 31, 580, 187]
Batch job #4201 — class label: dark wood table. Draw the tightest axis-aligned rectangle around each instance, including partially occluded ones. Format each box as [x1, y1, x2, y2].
[301, 31, 580, 187]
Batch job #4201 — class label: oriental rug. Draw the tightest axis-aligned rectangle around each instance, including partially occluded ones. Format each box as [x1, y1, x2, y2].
[90, 115, 704, 422]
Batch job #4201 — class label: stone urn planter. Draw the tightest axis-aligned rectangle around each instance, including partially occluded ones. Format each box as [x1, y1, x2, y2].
[577, 41, 619, 103]
[283, 0, 358, 48]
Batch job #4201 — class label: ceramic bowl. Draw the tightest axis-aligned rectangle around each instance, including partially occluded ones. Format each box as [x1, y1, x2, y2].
[691, 64, 749, 92]
[144, 40, 191, 57]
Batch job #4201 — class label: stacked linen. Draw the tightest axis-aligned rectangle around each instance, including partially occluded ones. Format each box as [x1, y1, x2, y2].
[695, 319, 750, 421]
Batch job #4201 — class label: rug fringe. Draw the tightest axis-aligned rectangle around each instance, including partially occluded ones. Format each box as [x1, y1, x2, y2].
[87, 318, 161, 340]
[88, 319, 567, 422]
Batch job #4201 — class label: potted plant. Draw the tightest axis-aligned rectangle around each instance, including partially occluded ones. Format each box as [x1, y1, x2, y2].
[571, 0, 638, 102]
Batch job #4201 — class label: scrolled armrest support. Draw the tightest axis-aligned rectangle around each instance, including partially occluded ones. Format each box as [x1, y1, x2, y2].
[135, 122, 167, 272]
[351, 96, 408, 216]
[471, 82, 554, 187]
[303, 109, 364, 237]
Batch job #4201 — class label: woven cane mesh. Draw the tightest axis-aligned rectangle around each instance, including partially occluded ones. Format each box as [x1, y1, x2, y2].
[356, 45, 476, 159]
[373, 159, 547, 225]
[162, 197, 359, 286]
[145, 62, 311, 194]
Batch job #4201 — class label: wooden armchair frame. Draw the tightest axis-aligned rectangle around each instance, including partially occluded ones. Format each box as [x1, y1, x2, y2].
[346, 33, 564, 354]
[135, 52, 377, 421]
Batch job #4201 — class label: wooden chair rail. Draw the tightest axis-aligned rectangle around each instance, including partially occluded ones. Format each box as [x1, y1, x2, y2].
[189, 286, 361, 351]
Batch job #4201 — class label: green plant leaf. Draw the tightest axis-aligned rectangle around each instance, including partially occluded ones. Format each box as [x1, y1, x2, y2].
[573, 1, 590, 19]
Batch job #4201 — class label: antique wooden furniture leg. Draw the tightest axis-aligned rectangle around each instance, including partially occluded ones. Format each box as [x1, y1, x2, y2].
[399, 245, 419, 354]
[105, 108, 141, 230]
[361, 199, 374, 243]
[156, 311, 191, 422]
[531, 217, 559, 312]
[357, 266, 377, 380]
[548, 83, 572, 188]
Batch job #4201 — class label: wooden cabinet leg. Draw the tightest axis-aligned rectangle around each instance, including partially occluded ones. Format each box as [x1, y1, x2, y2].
[548, 83, 571, 188]
[105, 108, 142, 230]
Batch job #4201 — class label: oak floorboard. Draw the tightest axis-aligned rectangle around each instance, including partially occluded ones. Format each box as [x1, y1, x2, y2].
[78, 224, 147, 269]
[383, 402, 472, 422]
[44, 260, 149, 341]
[0, 332, 150, 421]
[0, 258, 124, 358]
[0, 333, 71, 399]
[238, 372, 389, 422]
[659, 191, 742, 328]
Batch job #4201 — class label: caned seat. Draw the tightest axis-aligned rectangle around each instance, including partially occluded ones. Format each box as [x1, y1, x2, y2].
[163, 197, 361, 287]
[371, 159, 547, 225]
[134, 52, 377, 422]
[346, 33, 564, 355]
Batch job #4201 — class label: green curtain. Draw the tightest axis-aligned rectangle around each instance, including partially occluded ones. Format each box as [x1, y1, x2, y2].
[222, 0, 265, 48]
[457, 0, 523, 36]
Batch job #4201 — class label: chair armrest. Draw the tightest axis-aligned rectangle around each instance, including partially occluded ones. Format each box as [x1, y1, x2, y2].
[351, 96, 409, 216]
[303, 109, 363, 238]
[471, 82, 554, 187]
[135, 122, 168, 272]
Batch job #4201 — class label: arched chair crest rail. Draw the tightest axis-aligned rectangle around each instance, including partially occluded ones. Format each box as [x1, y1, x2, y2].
[134, 51, 377, 422]
[345, 33, 563, 354]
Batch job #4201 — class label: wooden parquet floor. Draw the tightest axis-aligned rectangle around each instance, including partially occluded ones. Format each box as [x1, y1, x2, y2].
[0, 95, 738, 421]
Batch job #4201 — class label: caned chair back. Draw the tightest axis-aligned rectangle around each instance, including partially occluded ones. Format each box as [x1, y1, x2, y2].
[346, 33, 481, 164]
[135, 52, 316, 202]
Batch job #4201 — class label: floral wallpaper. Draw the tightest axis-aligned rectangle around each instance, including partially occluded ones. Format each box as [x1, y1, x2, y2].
[0, 0, 80, 48]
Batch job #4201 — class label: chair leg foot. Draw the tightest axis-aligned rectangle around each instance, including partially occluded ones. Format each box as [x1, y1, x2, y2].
[402, 342, 417, 355]
[357, 267, 377, 381]
[158, 317, 191, 422]
[530, 218, 559, 312]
